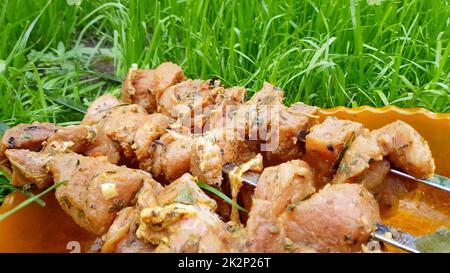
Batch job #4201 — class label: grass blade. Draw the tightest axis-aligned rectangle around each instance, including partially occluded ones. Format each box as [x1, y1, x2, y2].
[197, 181, 248, 213]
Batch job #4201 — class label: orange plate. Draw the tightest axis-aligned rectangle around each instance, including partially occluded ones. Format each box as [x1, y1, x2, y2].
[0, 106, 449, 252]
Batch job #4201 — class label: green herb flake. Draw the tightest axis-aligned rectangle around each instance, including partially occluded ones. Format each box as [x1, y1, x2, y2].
[287, 203, 296, 212]
[175, 186, 195, 205]
[22, 131, 32, 139]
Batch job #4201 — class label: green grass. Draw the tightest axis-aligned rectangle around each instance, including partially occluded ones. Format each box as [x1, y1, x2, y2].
[1, 0, 450, 127]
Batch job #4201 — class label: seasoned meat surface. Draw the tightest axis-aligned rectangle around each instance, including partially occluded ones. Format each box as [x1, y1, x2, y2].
[97, 104, 149, 159]
[49, 153, 155, 235]
[136, 174, 235, 253]
[266, 102, 318, 163]
[246, 160, 316, 252]
[0, 122, 59, 175]
[43, 125, 96, 154]
[43, 125, 121, 164]
[306, 117, 364, 178]
[151, 136, 193, 181]
[333, 120, 435, 184]
[121, 62, 185, 113]
[158, 79, 222, 131]
[82, 94, 121, 125]
[190, 135, 223, 187]
[101, 179, 163, 253]
[5, 149, 52, 189]
[1, 122, 60, 152]
[281, 184, 380, 252]
[134, 113, 174, 162]
[373, 120, 435, 179]
[190, 129, 257, 187]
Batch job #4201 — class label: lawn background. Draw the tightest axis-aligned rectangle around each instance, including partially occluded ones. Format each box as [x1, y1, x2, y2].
[1, 0, 450, 126]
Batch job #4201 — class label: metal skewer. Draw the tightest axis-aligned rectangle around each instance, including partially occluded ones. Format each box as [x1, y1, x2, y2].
[372, 223, 420, 253]
[389, 169, 450, 193]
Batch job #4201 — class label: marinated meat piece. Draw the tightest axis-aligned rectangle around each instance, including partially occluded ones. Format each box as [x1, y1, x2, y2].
[151, 136, 193, 182]
[158, 79, 221, 130]
[84, 126, 122, 164]
[1, 122, 60, 151]
[280, 184, 380, 253]
[136, 174, 233, 253]
[43, 125, 121, 164]
[253, 160, 316, 215]
[375, 173, 414, 213]
[121, 62, 185, 113]
[246, 160, 316, 252]
[98, 104, 149, 159]
[101, 207, 138, 253]
[111, 210, 155, 253]
[333, 120, 435, 184]
[245, 199, 286, 252]
[359, 159, 391, 193]
[49, 153, 156, 235]
[200, 86, 246, 132]
[306, 117, 364, 177]
[156, 173, 217, 208]
[43, 125, 96, 154]
[102, 177, 164, 253]
[212, 129, 257, 164]
[373, 120, 435, 179]
[232, 82, 284, 139]
[82, 94, 121, 125]
[266, 102, 318, 163]
[332, 130, 382, 184]
[190, 135, 223, 187]
[134, 113, 174, 162]
[190, 127, 258, 188]
[0, 122, 60, 175]
[5, 149, 52, 189]
[247, 82, 284, 105]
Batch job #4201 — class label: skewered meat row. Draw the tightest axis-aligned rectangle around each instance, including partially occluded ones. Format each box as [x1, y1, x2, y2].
[0, 62, 437, 253]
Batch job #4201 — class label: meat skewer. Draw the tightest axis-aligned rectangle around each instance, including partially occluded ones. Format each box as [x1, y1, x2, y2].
[222, 162, 424, 253]
[224, 162, 450, 192]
